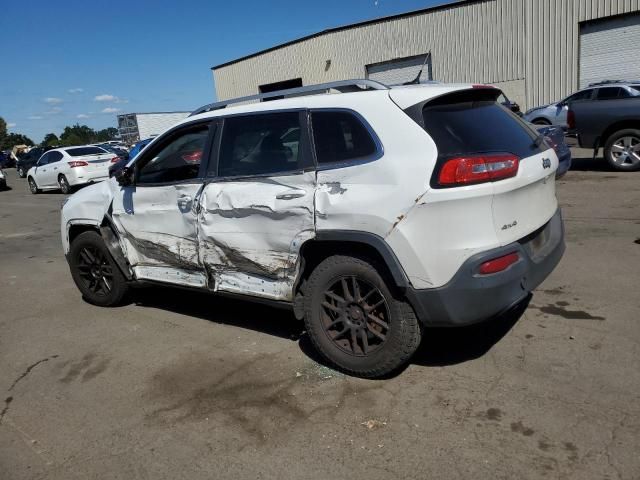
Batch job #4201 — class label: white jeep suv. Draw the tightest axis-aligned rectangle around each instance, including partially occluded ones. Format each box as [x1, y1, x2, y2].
[61, 80, 565, 378]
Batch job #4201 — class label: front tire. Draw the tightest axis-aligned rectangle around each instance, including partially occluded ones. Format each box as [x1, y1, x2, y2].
[27, 177, 40, 194]
[58, 174, 72, 194]
[303, 255, 422, 378]
[532, 118, 551, 126]
[604, 129, 640, 171]
[68, 231, 129, 307]
[17, 166, 26, 178]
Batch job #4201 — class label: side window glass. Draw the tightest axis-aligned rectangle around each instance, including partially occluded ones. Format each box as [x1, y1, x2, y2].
[566, 89, 591, 103]
[38, 153, 50, 165]
[596, 87, 623, 100]
[311, 111, 377, 164]
[49, 152, 63, 163]
[137, 126, 210, 184]
[218, 112, 302, 177]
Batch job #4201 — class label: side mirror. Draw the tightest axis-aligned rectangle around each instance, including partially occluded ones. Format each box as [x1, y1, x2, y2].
[114, 166, 134, 187]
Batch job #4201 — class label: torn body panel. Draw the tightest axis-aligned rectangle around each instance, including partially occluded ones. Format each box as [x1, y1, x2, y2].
[198, 171, 316, 301]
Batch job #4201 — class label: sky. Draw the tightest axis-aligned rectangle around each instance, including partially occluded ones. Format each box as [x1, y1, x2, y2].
[1, 0, 452, 143]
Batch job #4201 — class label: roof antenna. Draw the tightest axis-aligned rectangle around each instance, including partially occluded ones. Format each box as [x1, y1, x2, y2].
[404, 51, 432, 85]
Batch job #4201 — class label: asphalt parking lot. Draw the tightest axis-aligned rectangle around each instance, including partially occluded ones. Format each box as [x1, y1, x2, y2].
[1, 151, 639, 480]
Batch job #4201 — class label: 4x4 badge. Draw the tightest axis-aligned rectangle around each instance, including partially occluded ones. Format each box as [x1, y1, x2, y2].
[542, 158, 551, 169]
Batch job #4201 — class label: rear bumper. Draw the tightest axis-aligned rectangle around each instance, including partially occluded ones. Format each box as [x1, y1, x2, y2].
[407, 208, 565, 327]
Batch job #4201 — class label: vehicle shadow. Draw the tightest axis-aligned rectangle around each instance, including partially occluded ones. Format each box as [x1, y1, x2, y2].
[131, 286, 304, 341]
[568, 155, 615, 172]
[411, 295, 530, 367]
[132, 285, 529, 377]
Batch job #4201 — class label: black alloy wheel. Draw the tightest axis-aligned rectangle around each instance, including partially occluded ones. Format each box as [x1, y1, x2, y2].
[75, 245, 115, 298]
[320, 276, 390, 356]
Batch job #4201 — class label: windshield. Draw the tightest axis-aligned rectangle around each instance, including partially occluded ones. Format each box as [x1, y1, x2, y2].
[65, 147, 107, 157]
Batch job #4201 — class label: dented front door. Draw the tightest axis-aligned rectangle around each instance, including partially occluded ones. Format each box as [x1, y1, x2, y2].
[110, 122, 214, 288]
[111, 182, 206, 286]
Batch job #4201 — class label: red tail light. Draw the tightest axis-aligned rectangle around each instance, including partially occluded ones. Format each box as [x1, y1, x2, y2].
[567, 109, 576, 130]
[479, 252, 519, 275]
[68, 161, 89, 167]
[181, 150, 202, 163]
[111, 156, 122, 163]
[438, 154, 519, 187]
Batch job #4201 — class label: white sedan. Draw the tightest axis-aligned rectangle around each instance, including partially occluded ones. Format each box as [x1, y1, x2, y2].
[27, 146, 121, 194]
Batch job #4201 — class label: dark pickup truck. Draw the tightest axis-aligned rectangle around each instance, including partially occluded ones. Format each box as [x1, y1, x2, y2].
[568, 97, 640, 171]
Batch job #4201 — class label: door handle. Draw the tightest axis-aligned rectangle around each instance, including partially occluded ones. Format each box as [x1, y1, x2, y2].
[177, 195, 192, 209]
[276, 189, 306, 200]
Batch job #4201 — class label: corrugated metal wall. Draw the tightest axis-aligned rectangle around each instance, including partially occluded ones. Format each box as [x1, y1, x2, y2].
[524, 0, 640, 107]
[214, 0, 640, 109]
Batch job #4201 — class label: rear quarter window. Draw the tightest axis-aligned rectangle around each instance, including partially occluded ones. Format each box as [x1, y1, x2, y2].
[311, 111, 378, 165]
[421, 90, 542, 159]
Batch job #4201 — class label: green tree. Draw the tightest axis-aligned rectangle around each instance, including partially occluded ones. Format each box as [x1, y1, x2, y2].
[0, 133, 34, 150]
[59, 124, 97, 146]
[42, 133, 60, 147]
[0, 116, 7, 139]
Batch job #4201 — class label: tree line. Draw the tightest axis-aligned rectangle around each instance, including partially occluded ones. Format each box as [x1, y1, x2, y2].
[0, 116, 118, 150]
[0, 117, 34, 150]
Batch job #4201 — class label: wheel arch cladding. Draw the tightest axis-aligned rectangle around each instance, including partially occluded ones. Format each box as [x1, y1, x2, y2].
[297, 231, 411, 293]
[601, 121, 640, 146]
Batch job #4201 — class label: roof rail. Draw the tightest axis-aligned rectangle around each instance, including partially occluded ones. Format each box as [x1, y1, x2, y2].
[190, 79, 388, 116]
[588, 79, 640, 86]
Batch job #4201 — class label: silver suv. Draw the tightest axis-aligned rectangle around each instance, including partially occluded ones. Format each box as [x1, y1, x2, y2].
[524, 80, 640, 127]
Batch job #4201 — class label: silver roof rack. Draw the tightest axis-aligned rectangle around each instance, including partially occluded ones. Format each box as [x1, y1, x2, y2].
[190, 79, 388, 116]
[588, 79, 640, 86]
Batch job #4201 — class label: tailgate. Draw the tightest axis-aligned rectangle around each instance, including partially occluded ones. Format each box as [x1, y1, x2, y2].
[492, 148, 558, 244]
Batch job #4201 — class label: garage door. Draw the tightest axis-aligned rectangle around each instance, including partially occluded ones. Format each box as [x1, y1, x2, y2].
[366, 54, 432, 85]
[579, 13, 640, 88]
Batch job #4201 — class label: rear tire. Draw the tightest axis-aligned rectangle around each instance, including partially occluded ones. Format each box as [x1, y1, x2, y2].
[27, 177, 40, 194]
[303, 255, 422, 378]
[532, 118, 551, 126]
[68, 231, 129, 307]
[17, 166, 26, 178]
[604, 129, 640, 172]
[58, 174, 72, 194]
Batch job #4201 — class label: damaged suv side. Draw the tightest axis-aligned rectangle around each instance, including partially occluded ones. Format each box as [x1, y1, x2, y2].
[62, 80, 565, 378]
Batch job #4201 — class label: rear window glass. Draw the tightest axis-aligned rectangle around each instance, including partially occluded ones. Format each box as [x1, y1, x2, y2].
[311, 111, 377, 164]
[422, 91, 541, 159]
[65, 147, 106, 157]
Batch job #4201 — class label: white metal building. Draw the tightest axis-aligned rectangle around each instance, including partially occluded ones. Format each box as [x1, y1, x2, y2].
[212, 0, 640, 110]
[117, 112, 190, 145]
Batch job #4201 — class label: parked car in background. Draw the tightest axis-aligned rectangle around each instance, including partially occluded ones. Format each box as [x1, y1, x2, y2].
[568, 94, 640, 171]
[524, 81, 640, 127]
[1, 151, 13, 168]
[0, 168, 7, 190]
[498, 92, 522, 116]
[27, 146, 119, 194]
[61, 80, 564, 378]
[534, 124, 571, 177]
[127, 137, 153, 160]
[97, 143, 129, 161]
[16, 146, 54, 178]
